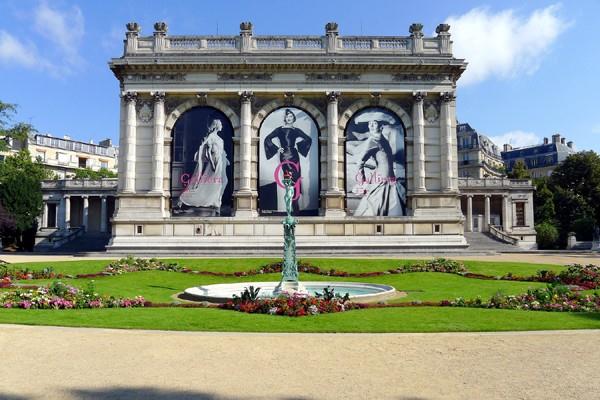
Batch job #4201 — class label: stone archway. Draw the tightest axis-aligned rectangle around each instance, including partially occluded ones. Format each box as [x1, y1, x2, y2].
[339, 98, 412, 133]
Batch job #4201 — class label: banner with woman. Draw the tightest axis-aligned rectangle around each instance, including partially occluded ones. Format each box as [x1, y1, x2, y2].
[345, 107, 407, 216]
[258, 107, 320, 216]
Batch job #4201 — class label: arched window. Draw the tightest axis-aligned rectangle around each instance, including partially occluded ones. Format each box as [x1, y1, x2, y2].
[171, 106, 234, 217]
[345, 107, 407, 216]
[258, 107, 320, 216]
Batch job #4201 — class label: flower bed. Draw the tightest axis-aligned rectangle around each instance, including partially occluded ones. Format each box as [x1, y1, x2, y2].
[446, 285, 600, 312]
[0, 265, 68, 280]
[219, 292, 364, 317]
[0, 281, 146, 310]
[499, 264, 600, 290]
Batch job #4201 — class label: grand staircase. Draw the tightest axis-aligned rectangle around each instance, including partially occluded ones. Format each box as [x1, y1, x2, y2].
[464, 232, 524, 253]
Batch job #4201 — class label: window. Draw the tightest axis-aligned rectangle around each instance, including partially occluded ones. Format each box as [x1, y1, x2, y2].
[100, 160, 108, 169]
[78, 157, 87, 168]
[36, 151, 45, 161]
[516, 203, 526, 226]
[57, 152, 69, 165]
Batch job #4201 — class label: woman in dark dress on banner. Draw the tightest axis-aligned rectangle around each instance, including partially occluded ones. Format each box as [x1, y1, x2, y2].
[264, 109, 312, 212]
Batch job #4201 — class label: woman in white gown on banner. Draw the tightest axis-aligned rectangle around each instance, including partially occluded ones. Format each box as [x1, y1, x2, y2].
[179, 119, 229, 215]
[350, 113, 406, 216]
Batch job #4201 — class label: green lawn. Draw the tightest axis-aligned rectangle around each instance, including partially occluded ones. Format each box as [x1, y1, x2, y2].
[1, 257, 597, 333]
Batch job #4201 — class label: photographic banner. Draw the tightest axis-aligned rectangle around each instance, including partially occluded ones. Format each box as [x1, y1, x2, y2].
[258, 107, 319, 216]
[345, 107, 407, 216]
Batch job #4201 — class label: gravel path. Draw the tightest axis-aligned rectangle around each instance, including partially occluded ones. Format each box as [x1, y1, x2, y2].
[1, 324, 599, 400]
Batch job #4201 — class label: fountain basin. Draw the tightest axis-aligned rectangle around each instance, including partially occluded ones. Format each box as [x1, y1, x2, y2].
[183, 281, 397, 304]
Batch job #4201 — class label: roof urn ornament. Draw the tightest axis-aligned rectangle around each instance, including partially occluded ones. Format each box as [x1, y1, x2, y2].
[154, 22, 168, 34]
[240, 22, 253, 33]
[409, 23, 424, 38]
[325, 22, 339, 34]
[126, 22, 140, 33]
[436, 23, 451, 35]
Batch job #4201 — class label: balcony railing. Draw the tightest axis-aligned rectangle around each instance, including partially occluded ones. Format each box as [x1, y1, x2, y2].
[458, 177, 532, 188]
[42, 179, 118, 190]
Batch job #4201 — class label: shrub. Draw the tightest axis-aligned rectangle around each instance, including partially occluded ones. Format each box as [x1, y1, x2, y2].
[536, 222, 559, 249]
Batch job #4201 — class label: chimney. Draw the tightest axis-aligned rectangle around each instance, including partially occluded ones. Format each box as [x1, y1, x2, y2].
[503, 144, 512, 152]
[561, 137, 566, 145]
[552, 133, 561, 144]
[567, 141, 574, 149]
[543, 137, 549, 145]
[99, 138, 112, 147]
[63, 135, 71, 140]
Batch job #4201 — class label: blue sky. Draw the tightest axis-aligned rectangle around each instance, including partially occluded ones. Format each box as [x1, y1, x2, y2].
[1, 0, 599, 152]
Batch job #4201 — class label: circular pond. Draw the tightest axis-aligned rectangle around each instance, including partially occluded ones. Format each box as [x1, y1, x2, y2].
[183, 281, 397, 303]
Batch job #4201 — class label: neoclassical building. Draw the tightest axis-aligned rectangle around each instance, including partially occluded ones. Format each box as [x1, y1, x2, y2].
[106, 22, 468, 252]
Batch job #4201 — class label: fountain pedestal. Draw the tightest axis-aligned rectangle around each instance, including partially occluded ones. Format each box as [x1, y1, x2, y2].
[272, 174, 307, 297]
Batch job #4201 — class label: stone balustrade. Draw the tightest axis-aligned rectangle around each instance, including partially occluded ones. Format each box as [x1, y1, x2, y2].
[122, 21, 453, 57]
[458, 178, 533, 189]
[42, 179, 118, 190]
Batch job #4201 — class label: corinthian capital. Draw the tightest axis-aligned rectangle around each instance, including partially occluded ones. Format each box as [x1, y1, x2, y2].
[440, 91, 456, 102]
[122, 91, 138, 103]
[239, 90, 254, 103]
[326, 91, 341, 103]
[412, 91, 427, 102]
[151, 91, 165, 103]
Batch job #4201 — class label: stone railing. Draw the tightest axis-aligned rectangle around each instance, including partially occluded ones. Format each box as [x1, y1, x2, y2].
[489, 225, 519, 246]
[458, 178, 532, 189]
[122, 22, 453, 57]
[42, 179, 118, 190]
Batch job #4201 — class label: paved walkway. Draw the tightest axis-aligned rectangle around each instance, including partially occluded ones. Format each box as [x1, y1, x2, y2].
[0, 325, 599, 400]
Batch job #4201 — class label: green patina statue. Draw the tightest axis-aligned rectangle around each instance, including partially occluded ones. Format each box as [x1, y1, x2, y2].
[281, 174, 298, 282]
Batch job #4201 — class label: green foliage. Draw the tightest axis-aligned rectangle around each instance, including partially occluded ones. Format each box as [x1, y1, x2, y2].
[74, 167, 117, 179]
[533, 178, 555, 224]
[233, 286, 261, 303]
[535, 222, 559, 249]
[552, 186, 594, 245]
[0, 101, 34, 152]
[508, 160, 530, 179]
[550, 151, 600, 228]
[315, 286, 351, 302]
[572, 216, 595, 241]
[0, 150, 50, 233]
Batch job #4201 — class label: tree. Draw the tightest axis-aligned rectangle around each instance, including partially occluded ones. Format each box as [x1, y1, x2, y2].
[550, 151, 600, 227]
[0, 150, 51, 250]
[533, 177, 555, 224]
[508, 160, 530, 179]
[74, 167, 117, 179]
[0, 101, 34, 152]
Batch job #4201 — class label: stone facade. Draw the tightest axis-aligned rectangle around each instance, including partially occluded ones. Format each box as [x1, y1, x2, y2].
[457, 123, 504, 178]
[106, 22, 468, 252]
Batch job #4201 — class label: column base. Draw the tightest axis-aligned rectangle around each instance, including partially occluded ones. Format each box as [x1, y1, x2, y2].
[233, 190, 258, 217]
[322, 190, 346, 217]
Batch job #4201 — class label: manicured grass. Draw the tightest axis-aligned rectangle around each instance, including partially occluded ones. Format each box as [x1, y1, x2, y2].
[19, 270, 547, 304]
[0, 307, 599, 332]
[1, 257, 595, 333]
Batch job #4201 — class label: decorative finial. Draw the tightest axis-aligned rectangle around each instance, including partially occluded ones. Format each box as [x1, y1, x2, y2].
[436, 23, 450, 35]
[240, 22, 253, 32]
[126, 22, 140, 33]
[409, 23, 424, 38]
[325, 22, 339, 34]
[153, 22, 168, 33]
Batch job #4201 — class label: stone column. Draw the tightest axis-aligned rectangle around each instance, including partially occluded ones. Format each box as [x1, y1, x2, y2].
[412, 91, 427, 192]
[526, 192, 535, 227]
[151, 91, 165, 193]
[327, 91, 340, 192]
[466, 195, 473, 233]
[122, 92, 137, 193]
[82, 196, 89, 232]
[484, 195, 491, 232]
[440, 92, 455, 191]
[234, 91, 257, 216]
[42, 202, 48, 229]
[240, 22, 253, 52]
[153, 22, 167, 52]
[502, 195, 510, 232]
[325, 22, 339, 53]
[125, 22, 140, 55]
[324, 91, 345, 215]
[409, 23, 424, 54]
[100, 196, 108, 233]
[64, 195, 71, 230]
[239, 91, 253, 191]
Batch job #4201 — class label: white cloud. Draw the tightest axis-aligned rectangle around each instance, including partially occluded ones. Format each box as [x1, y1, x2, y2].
[33, 1, 85, 67]
[0, 31, 39, 68]
[447, 5, 569, 86]
[490, 131, 541, 148]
